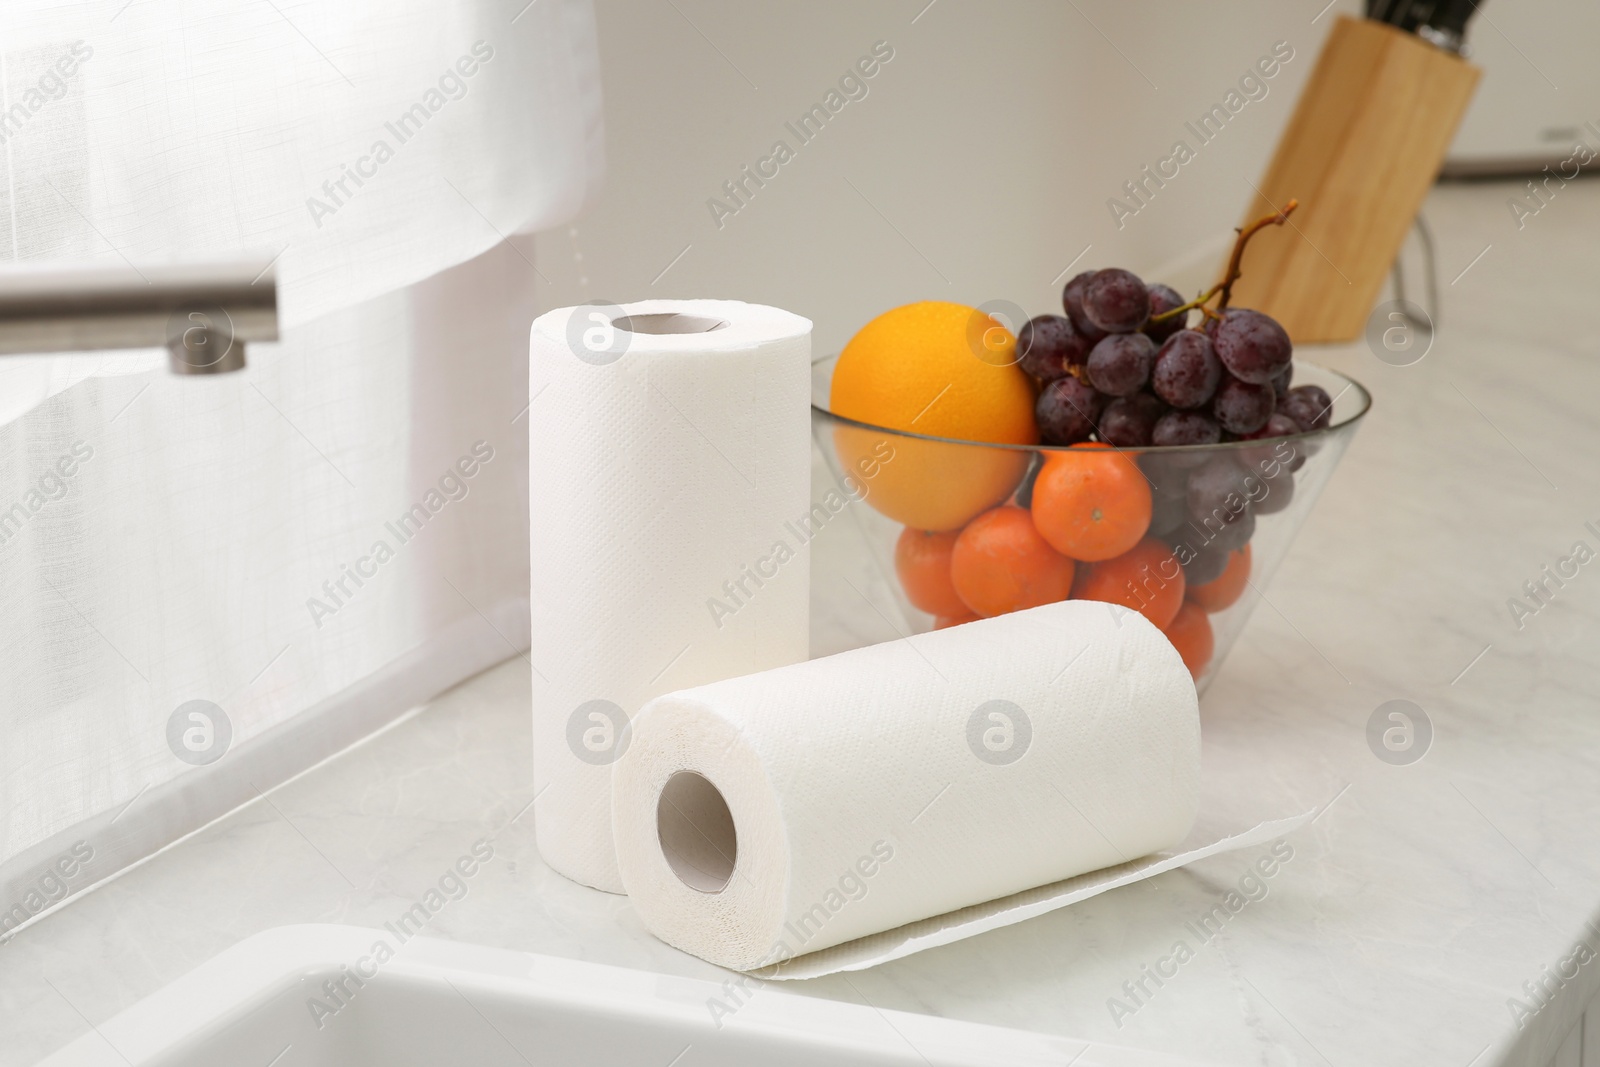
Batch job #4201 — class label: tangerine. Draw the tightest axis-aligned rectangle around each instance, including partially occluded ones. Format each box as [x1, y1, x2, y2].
[1162, 600, 1215, 679]
[1030, 443, 1152, 562]
[1072, 537, 1185, 629]
[1187, 544, 1251, 612]
[950, 506, 1076, 618]
[894, 527, 967, 617]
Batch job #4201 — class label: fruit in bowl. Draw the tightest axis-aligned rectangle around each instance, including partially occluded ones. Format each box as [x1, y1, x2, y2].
[828, 301, 1037, 531]
[817, 203, 1370, 688]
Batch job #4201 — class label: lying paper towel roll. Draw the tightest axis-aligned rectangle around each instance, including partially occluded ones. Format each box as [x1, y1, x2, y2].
[530, 300, 812, 893]
[613, 600, 1201, 970]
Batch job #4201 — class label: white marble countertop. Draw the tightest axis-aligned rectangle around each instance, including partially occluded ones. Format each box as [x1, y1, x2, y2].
[7, 178, 1600, 1067]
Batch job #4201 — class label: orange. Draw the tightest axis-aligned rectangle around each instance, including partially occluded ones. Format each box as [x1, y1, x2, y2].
[934, 610, 980, 630]
[1073, 537, 1185, 629]
[830, 302, 1037, 531]
[894, 527, 967, 617]
[950, 506, 1076, 618]
[1187, 545, 1251, 613]
[1162, 601, 1214, 679]
[1030, 443, 1152, 562]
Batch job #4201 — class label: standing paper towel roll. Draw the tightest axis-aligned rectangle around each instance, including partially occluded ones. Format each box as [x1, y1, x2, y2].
[612, 600, 1201, 970]
[530, 300, 812, 893]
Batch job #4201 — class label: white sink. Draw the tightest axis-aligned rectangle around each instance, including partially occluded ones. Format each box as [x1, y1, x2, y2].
[35, 925, 1211, 1066]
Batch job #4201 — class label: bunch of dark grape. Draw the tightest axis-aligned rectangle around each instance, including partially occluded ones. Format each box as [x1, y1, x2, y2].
[1017, 253, 1334, 585]
[1022, 266, 1330, 449]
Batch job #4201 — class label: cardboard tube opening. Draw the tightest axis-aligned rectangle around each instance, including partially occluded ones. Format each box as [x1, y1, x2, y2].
[613, 313, 729, 335]
[657, 771, 737, 893]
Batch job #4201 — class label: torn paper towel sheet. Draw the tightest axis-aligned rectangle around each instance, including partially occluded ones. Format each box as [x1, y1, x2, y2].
[753, 809, 1314, 979]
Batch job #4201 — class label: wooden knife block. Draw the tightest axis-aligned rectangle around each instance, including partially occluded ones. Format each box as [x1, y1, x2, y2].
[1225, 16, 1480, 343]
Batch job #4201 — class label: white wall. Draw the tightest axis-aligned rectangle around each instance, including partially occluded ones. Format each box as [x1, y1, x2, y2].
[536, 0, 1362, 356]
[1446, 0, 1600, 168]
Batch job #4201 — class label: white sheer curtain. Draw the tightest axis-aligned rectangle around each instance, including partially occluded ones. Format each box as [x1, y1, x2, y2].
[0, 0, 603, 325]
[0, 0, 601, 933]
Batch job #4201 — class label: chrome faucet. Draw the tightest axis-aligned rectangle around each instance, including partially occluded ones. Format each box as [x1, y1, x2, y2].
[0, 258, 278, 375]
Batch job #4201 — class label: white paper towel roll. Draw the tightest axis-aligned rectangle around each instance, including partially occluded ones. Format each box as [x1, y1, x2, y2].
[530, 300, 813, 893]
[613, 600, 1202, 970]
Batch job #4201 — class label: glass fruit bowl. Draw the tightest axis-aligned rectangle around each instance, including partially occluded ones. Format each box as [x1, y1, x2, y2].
[809, 354, 1370, 691]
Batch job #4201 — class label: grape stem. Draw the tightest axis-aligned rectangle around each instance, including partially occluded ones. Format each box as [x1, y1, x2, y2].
[1148, 199, 1299, 325]
[1216, 198, 1298, 311]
